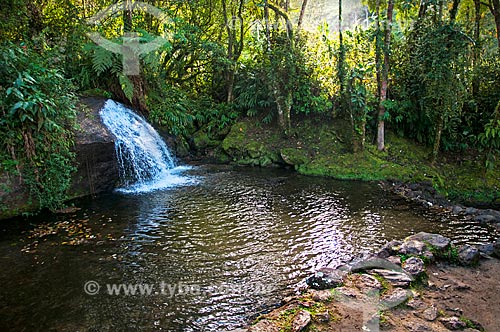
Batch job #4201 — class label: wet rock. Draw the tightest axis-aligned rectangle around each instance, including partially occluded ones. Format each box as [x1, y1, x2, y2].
[463, 329, 481, 332]
[398, 240, 426, 256]
[406, 232, 451, 252]
[306, 268, 346, 290]
[451, 205, 464, 215]
[280, 148, 310, 166]
[292, 310, 311, 332]
[494, 237, 500, 258]
[248, 320, 279, 332]
[403, 318, 434, 331]
[377, 240, 402, 258]
[381, 288, 411, 307]
[420, 306, 438, 322]
[478, 243, 495, 257]
[439, 316, 467, 330]
[407, 297, 427, 310]
[310, 290, 332, 302]
[457, 244, 480, 266]
[353, 274, 382, 294]
[473, 214, 497, 223]
[403, 257, 426, 277]
[369, 269, 413, 288]
[314, 310, 330, 323]
[387, 255, 402, 266]
[465, 207, 479, 215]
[333, 287, 358, 299]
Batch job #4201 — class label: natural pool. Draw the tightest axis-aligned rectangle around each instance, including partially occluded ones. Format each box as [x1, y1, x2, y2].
[0, 166, 496, 331]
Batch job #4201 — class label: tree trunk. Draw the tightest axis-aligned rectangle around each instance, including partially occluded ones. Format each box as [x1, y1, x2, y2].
[377, 0, 394, 151]
[450, 0, 460, 22]
[431, 113, 444, 164]
[297, 0, 309, 30]
[488, 0, 500, 54]
[472, 0, 481, 98]
[338, 0, 346, 102]
[375, 0, 382, 101]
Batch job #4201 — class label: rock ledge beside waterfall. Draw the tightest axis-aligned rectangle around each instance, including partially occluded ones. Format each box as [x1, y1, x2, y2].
[0, 97, 119, 220]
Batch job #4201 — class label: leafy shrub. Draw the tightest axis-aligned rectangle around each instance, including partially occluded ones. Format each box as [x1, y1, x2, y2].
[0, 42, 77, 211]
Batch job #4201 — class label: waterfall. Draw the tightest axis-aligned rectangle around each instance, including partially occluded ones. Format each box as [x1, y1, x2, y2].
[99, 99, 194, 193]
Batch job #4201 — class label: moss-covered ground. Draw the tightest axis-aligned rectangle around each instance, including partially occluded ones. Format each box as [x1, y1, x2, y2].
[217, 116, 499, 206]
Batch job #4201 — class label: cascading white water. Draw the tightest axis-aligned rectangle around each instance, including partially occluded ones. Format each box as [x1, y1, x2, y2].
[100, 99, 194, 193]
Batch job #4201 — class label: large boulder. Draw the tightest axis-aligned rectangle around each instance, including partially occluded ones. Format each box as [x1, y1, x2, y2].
[69, 98, 119, 198]
[306, 267, 347, 290]
[0, 98, 119, 219]
[405, 232, 451, 252]
[457, 244, 480, 266]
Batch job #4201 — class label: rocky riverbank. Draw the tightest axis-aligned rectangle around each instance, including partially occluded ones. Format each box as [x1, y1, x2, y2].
[381, 181, 500, 233]
[243, 232, 500, 332]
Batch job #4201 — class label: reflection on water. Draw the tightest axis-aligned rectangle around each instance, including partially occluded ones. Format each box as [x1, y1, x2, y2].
[0, 166, 496, 331]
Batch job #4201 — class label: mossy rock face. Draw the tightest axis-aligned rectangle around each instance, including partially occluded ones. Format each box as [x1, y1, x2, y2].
[192, 129, 221, 151]
[221, 122, 248, 158]
[221, 122, 281, 166]
[175, 136, 190, 157]
[280, 148, 310, 166]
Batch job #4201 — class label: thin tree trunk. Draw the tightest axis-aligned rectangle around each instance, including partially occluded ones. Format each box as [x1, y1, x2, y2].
[264, 0, 271, 50]
[488, 0, 500, 54]
[473, 0, 481, 98]
[432, 113, 444, 164]
[375, 0, 382, 100]
[297, 0, 309, 31]
[338, 0, 345, 101]
[450, 0, 460, 22]
[377, 0, 394, 151]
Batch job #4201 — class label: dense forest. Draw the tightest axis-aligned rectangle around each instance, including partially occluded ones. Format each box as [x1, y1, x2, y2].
[1, 0, 500, 212]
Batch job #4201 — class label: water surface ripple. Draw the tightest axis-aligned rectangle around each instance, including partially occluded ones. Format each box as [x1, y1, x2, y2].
[0, 166, 496, 331]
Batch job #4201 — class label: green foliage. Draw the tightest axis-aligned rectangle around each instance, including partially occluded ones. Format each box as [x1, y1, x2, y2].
[391, 20, 471, 158]
[0, 41, 77, 211]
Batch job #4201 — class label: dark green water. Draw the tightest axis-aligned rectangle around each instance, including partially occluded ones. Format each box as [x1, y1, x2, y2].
[0, 166, 496, 331]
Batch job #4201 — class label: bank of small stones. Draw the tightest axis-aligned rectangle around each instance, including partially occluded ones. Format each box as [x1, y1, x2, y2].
[384, 181, 500, 233]
[244, 232, 500, 332]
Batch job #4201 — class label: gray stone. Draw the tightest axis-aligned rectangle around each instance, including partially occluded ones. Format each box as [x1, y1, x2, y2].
[478, 243, 495, 256]
[248, 320, 279, 332]
[439, 316, 467, 330]
[403, 257, 426, 277]
[381, 288, 411, 307]
[306, 268, 346, 290]
[420, 306, 438, 321]
[483, 209, 500, 218]
[407, 297, 426, 310]
[451, 205, 464, 215]
[406, 232, 451, 251]
[377, 240, 402, 258]
[292, 310, 311, 332]
[494, 237, 500, 258]
[386, 255, 402, 266]
[354, 274, 382, 294]
[473, 214, 497, 223]
[403, 319, 433, 331]
[457, 244, 481, 266]
[314, 310, 330, 323]
[465, 207, 479, 215]
[398, 240, 427, 256]
[370, 269, 413, 288]
[310, 290, 332, 302]
[463, 329, 481, 332]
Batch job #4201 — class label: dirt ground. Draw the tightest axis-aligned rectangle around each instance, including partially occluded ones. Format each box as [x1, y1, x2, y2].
[249, 258, 500, 332]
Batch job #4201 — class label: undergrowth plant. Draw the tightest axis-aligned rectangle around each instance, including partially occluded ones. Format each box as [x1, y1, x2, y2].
[0, 42, 77, 212]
